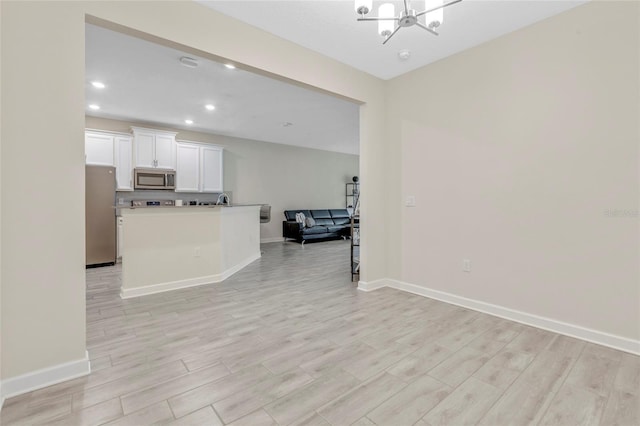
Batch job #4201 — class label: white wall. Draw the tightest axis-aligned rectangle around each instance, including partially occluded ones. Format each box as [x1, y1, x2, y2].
[0, 0, 386, 386]
[0, 0, 3, 408]
[387, 2, 639, 342]
[1, 2, 87, 381]
[85, 116, 359, 242]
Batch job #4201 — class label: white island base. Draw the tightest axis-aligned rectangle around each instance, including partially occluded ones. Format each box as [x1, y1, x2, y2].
[119, 205, 261, 299]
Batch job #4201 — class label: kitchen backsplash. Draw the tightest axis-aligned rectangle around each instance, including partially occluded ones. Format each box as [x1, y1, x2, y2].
[115, 190, 232, 206]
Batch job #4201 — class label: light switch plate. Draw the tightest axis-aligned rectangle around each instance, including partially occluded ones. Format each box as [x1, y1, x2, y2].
[406, 196, 416, 207]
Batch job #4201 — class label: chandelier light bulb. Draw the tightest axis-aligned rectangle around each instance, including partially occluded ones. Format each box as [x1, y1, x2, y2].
[378, 3, 395, 37]
[354, 0, 372, 15]
[424, 0, 444, 28]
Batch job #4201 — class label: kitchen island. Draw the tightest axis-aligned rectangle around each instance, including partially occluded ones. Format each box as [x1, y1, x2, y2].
[119, 205, 261, 298]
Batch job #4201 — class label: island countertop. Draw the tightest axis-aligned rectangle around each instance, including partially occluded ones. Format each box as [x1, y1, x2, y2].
[115, 203, 265, 209]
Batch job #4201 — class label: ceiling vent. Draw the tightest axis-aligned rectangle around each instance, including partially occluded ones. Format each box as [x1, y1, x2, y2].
[179, 56, 199, 68]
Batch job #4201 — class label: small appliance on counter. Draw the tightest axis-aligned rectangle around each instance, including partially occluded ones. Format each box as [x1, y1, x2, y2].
[216, 193, 231, 206]
[131, 200, 175, 207]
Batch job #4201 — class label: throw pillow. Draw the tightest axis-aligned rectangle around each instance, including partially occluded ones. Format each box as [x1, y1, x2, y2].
[305, 217, 316, 228]
[295, 212, 306, 227]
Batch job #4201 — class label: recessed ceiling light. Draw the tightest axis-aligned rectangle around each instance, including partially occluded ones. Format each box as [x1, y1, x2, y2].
[180, 56, 199, 68]
[224, 63, 236, 69]
[398, 49, 411, 61]
[91, 81, 106, 89]
[185, 119, 194, 125]
[88, 104, 100, 110]
[205, 104, 215, 111]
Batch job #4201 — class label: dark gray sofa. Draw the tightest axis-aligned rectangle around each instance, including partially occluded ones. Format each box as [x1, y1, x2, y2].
[283, 209, 351, 244]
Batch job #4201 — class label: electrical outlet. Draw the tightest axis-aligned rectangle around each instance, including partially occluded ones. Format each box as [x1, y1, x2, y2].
[406, 196, 416, 207]
[463, 259, 471, 272]
[194, 247, 201, 257]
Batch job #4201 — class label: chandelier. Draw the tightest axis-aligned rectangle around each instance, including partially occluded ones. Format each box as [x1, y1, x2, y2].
[355, 0, 462, 44]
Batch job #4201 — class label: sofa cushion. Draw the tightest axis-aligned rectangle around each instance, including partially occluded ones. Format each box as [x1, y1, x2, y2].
[327, 225, 348, 234]
[331, 217, 350, 225]
[302, 226, 329, 235]
[330, 209, 350, 225]
[284, 210, 312, 221]
[310, 209, 332, 219]
[329, 209, 350, 219]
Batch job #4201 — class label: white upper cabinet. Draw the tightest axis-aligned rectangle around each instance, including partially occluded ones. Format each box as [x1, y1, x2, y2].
[85, 132, 114, 166]
[201, 145, 223, 193]
[134, 131, 155, 168]
[85, 130, 133, 191]
[154, 134, 176, 169]
[114, 136, 133, 191]
[175, 141, 224, 193]
[131, 127, 177, 169]
[175, 143, 200, 192]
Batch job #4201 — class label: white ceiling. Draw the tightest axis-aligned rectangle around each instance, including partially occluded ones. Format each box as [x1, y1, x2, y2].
[85, 24, 361, 155]
[200, 0, 587, 80]
[86, 1, 587, 156]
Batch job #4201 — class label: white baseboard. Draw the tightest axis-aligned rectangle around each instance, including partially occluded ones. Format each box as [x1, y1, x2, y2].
[357, 279, 390, 292]
[361, 279, 640, 356]
[260, 237, 284, 244]
[221, 252, 262, 281]
[120, 252, 261, 299]
[1, 351, 91, 401]
[0, 382, 4, 412]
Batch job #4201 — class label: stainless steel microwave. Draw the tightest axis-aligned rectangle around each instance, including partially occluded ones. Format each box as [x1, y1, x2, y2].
[134, 168, 176, 190]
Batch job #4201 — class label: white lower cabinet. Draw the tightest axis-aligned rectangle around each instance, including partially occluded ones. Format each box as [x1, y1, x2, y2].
[176, 141, 223, 193]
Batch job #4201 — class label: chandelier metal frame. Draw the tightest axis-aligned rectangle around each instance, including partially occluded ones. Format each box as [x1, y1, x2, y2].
[356, 0, 463, 44]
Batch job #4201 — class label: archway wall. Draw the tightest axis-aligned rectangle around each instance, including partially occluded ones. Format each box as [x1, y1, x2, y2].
[0, 1, 392, 383]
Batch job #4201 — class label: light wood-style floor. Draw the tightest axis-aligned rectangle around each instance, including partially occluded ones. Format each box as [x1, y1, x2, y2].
[2, 240, 638, 425]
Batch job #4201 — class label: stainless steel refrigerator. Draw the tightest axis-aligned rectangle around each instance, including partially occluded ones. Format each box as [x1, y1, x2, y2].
[86, 165, 116, 267]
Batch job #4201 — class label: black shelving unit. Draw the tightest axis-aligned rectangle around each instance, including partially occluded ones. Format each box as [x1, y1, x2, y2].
[346, 183, 359, 210]
[351, 214, 360, 282]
